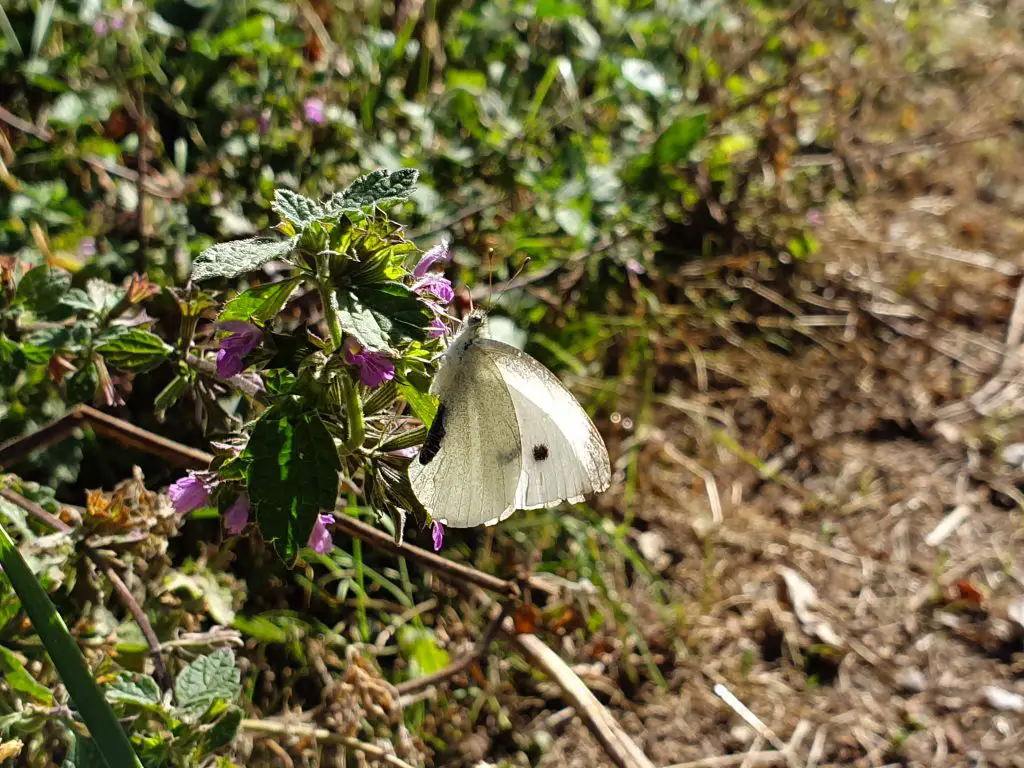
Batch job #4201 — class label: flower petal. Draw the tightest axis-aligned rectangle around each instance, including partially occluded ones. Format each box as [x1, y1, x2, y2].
[413, 237, 451, 278]
[431, 521, 444, 552]
[308, 513, 336, 554]
[224, 494, 250, 535]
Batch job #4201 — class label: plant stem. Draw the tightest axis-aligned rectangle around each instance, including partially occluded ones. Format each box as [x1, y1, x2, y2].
[316, 274, 365, 452]
[0, 521, 143, 768]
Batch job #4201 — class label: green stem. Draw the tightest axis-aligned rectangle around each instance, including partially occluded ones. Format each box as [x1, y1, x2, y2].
[0, 522, 143, 768]
[317, 277, 365, 452]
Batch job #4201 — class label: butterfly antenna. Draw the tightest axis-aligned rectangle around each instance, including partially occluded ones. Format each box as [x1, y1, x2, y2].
[491, 256, 531, 310]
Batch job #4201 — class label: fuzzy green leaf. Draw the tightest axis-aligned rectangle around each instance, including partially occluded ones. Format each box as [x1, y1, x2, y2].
[271, 189, 325, 229]
[97, 329, 173, 373]
[15, 266, 70, 317]
[218, 278, 300, 324]
[204, 707, 243, 752]
[191, 236, 297, 283]
[324, 169, 419, 216]
[398, 383, 438, 427]
[174, 648, 241, 717]
[105, 672, 162, 711]
[336, 282, 432, 352]
[245, 408, 340, 562]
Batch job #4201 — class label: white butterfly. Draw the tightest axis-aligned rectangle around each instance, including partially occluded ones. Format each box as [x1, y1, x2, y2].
[409, 310, 611, 528]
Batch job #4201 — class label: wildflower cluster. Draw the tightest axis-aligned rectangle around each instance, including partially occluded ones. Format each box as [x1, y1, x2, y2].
[166, 170, 452, 560]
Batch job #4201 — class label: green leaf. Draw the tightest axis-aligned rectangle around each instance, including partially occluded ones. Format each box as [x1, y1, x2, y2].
[336, 283, 432, 352]
[655, 113, 709, 165]
[218, 278, 300, 324]
[204, 707, 243, 752]
[245, 408, 340, 561]
[67, 363, 99, 403]
[15, 266, 70, 317]
[105, 672, 162, 711]
[621, 58, 667, 97]
[398, 626, 450, 680]
[271, 189, 324, 229]
[154, 373, 191, 412]
[536, 0, 584, 19]
[324, 169, 419, 216]
[97, 329, 173, 373]
[61, 733, 108, 768]
[174, 649, 241, 718]
[0, 645, 53, 704]
[60, 288, 99, 314]
[191, 236, 298, 283]
[398, 383, 438, 427]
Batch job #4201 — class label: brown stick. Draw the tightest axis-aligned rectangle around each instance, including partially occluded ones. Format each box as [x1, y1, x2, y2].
[394, 600, 510, 698]
[0, 489, 171, 689]
[510, 630, 657, 768]
[240, 718, 416, 768]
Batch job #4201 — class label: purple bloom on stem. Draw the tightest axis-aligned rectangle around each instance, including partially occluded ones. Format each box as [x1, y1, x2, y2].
[224, 494, 250, 535]
[258, 109, 271, 135]
[427, 315, 449, 338]
[625, 258, 646, 276]
[413, 238, 451, 278]
[93, 18, 108, 35]
[78, 237, 97, 258]
[303, 98, 326, 126]
[169, 472, 210, 515]
[344, 340, 396, 388]
[413, 274, 454, 305]
[110, 13, 124, 30]
[431, 521, 444, 552]
[308, 513, 335, 553]
[216, 321, 262, 378]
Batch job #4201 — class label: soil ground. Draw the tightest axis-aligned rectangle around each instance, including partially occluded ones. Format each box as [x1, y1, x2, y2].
[528, 4, 1024, 767]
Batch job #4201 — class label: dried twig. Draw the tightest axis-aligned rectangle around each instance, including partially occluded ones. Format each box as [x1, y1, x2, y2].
[510, 629, 656, 768]
[239, 718, 416, 768]
[394, 601, 510, 700]
[0, 489, 171, 689]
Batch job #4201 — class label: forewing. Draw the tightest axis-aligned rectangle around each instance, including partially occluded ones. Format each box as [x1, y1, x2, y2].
[408, 346, 522, 528]
[478, 340, 611, 509]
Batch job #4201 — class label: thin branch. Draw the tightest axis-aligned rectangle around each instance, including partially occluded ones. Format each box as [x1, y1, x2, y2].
[0, 404, 212, 470]
[394, 600, 511, 699]
[510, 629, 657, 768]
[239, 718, 416, 768]
[0, 106, 53, 141]
[0, 489, 171, 689]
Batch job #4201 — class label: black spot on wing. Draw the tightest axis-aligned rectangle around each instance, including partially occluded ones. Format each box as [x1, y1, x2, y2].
[418, 403, 446, 465]
[532, 444, 549, 461]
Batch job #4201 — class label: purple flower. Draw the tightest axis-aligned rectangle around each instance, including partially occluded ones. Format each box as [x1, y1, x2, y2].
[343, 340, 396, 388]
[169, 472, 210, 515]
[303, 98, 325, 126]
[427, 316, 449, 338]
[413, 274, 454, 305]
[224, 494, 250, 535]
[216, 321, 262, 378]
[308, 513, 335, 553]
[110, 13, 124, 30]
[92, 18, 108, 35]
[258, 109, 271, 135]
[413, 238, 451, 278]
[431, 521, 444, 552]
[78, 237, 97, 258]
[625, 258, 646, 276]
[806, 209, 824, 228]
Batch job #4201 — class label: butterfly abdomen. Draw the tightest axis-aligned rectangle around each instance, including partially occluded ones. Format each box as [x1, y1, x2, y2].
[419, 403, 447, 465]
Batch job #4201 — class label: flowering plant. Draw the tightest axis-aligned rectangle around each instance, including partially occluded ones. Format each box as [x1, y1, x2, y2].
[176, 169, 451, 561]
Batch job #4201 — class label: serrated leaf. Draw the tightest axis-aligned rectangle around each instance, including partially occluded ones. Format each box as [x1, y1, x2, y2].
[324, 169, 419, 216]
[15, 266, 70, 317]
[97, 329, 173, 373]
[244, 407, 340, 562]
[219, 278, 300, 324]
[271, 189, 325, 229]
[336, 283, 432, 352]
[204, 707, 242, 752]
[60, 288, 99, 314]
[0, 646, 53, 705]
[104, 672, 162, 711]
[174, 649, 240, 717]
[191, 236, 297, 283]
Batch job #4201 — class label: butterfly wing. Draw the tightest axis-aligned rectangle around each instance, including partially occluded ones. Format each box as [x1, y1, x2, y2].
[408, 344, 523, 528]
[477, 339, 611, 509]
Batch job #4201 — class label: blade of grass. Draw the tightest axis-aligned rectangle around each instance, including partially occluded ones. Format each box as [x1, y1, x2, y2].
[0, 521, 143, 768]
